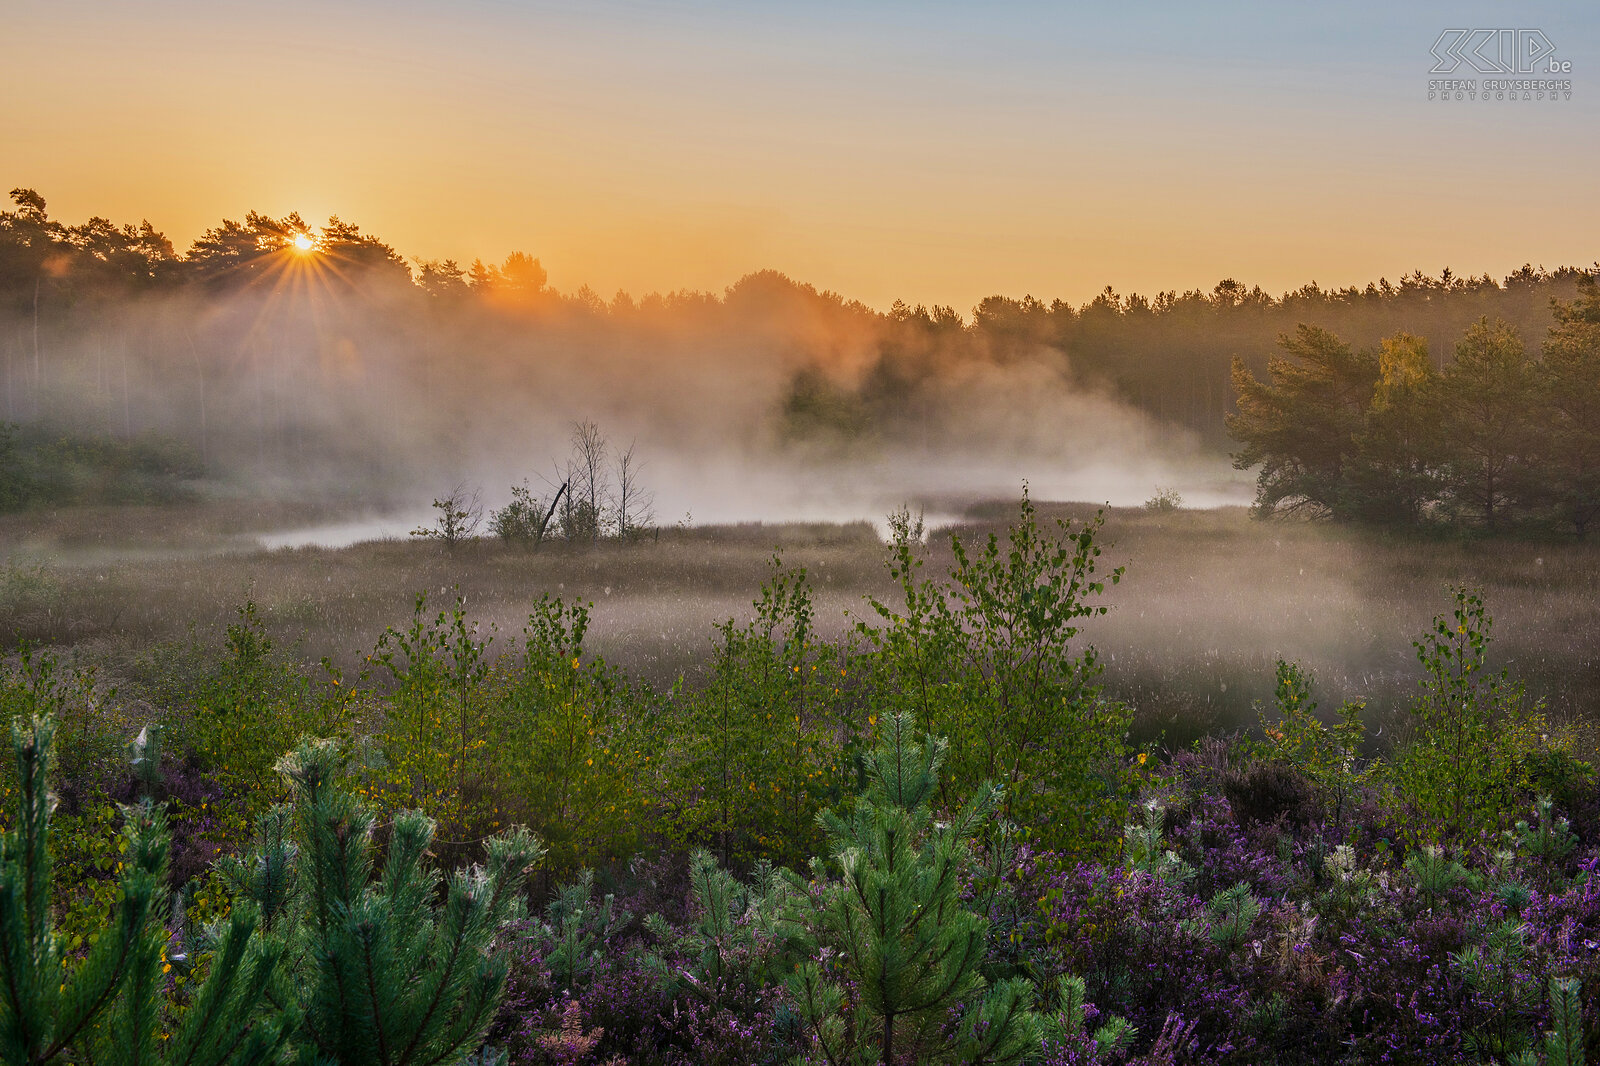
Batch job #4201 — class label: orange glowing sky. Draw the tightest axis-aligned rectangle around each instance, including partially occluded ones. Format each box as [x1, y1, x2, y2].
[5, 1, 1596, 311]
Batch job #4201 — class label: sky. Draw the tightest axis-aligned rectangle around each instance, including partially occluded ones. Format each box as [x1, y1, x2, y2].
[4, 0, 1597, 313]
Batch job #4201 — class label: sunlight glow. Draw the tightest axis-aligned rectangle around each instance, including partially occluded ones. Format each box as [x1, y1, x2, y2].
[291, 233, 314, 252]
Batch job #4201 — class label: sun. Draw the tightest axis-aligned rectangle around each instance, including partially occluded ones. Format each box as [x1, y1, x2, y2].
[290, 233, 315, 252]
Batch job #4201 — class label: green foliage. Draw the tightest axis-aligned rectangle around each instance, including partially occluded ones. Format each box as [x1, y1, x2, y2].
[1042, 975, 1138, 1062]
[1404, 844, 1480, 903]
[558, 497, 603, 544]
[240, 737, 543, 1066]
[485, 595, 641, 875]
[1434, 318, 1539, 528]
[1055, 973, 1089, 1033]
[1539, 275, 1600, 538]
[640, 849, 800, 1005]
[1349, 332, 1440, 524]
[785, 710, 1043, 1066]
[1228, 313, 1598, 531]
[672, 556, 849, 868]
[1510, 795, 1577, 865]
[0, 422, 202, 512]
[1389, 587, 1555, 839]
[1317, 843, 1379, 920]
[370, 592, 494, 829]
[1183, 881, 1262, 952]
[410, 485, 483, 549]
[1142, 487, 1182, 513]
[1123, 799, 1195, 886]
[1544, 977, 1585, 1066]
[1089, 1014, 1138, 1058]
[0, 646, 112, 785]
[862, 489, 1130, 854]
[1453, 919, 1542, 1061]
[0, 422, 24, 511]
[0, 650, 132, 941]
[1256, 659, 1366, 826]
[530, 868, 631, 993]
[0, 714, 293, 1066]
[1227, 324, 1378, 519]
[166, 600, 352, 806]
[4, 712, 539, 1066]
[488, 482, 559, 548]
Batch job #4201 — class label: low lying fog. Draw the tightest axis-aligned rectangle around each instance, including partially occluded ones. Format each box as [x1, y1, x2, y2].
[4, 263, 1251, 543]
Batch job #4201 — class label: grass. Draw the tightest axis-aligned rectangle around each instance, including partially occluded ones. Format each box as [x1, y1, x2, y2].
[2, 499, 1597, 756]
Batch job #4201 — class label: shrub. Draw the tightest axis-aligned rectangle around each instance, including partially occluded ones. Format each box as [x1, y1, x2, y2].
[1389, 587, 1557, 839]
[411, 484, 484, 549]
[1143, 487, 1182, 513]
[861, 489, 1130, 854]
[484, 596, 643, 877]
[1221, 762, 1318, 830]
[669, 556, 850, 868]
[490, 482, 560, 549]
[1254, 659, 1366, 828]
[369, 592, 493, 831]
[162, 600, 352, 810]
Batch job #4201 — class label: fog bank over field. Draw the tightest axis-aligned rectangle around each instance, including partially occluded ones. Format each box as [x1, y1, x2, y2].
[4, 195, 1586, 531]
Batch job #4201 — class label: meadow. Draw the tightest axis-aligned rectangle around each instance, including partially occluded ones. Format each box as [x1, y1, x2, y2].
[3, 497, 1600, 1065]
[3, 498, 1596, 748]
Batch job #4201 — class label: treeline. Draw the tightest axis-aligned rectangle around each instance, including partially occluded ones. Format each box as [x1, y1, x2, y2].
[1228, 279, 1600, 536]
[2, 186, 1594, 489]
[811, 265, 1593, 450]
[0, 421, 203, 509]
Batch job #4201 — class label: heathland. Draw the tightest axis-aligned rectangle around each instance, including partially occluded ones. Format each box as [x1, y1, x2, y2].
[6, 494, 1600, 1064]
[6, 189, 1600, 1063]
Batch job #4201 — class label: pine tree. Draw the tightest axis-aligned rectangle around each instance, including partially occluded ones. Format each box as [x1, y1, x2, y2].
[1540, 276, 1600, 538]
[1349, 332, 1441, 524]
[236, 737, 543, 1066]
[0, 714, 294, 1066]
[786, 710, 1042, 1066]
[1544, 977, 1585, 1066]
[1435, 317, 1537, 529]
[1227, 325, 1379, 519]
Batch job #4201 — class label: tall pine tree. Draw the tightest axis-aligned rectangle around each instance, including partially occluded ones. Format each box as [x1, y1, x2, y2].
[1540, 276, 1600, 538]
[1228, 325, 1378, 519]
[1434, 317, 1537, 529]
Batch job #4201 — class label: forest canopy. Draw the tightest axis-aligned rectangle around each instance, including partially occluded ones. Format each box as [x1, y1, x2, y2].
[1228, 282, 1600, 536]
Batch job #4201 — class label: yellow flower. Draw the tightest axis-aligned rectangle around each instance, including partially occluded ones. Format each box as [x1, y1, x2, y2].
[1137, 752, 1148, 766]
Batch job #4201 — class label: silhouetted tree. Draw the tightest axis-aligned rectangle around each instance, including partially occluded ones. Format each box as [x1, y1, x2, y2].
[1228, 325, 1377, 519]
[1348, 332, 1440, 524]
[1434, 318, 1536, 529]
[612, 439, 654, 538]
[563, 420, 609, 544]
[1539, 277, 1600, 537]
[184, 211, 309, 286]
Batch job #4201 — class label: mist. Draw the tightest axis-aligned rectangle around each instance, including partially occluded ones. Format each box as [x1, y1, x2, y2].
[0, 227, 1241, 534]
[7, 197, 1592, 540]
